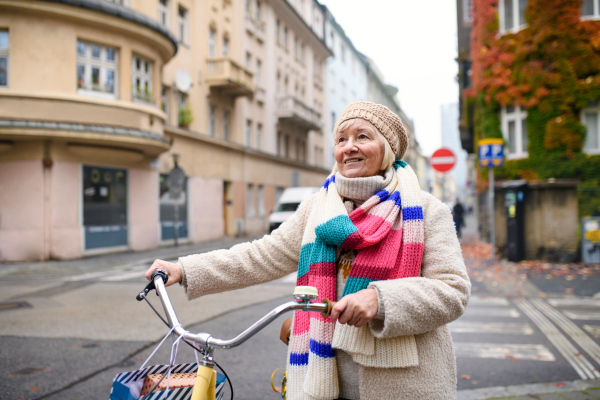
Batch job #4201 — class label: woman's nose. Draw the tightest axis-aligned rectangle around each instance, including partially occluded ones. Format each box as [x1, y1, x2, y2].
[342, 138, 358, 152]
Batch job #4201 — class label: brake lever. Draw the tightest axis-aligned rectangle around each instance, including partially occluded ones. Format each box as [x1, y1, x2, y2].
[136, 269, 168, 301]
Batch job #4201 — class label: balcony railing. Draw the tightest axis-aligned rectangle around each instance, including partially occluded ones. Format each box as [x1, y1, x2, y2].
[132, 90, 155, 105]
[276, 96, 321, 131]
[245, 13, 266, 42]
[206, 57, 254, 97]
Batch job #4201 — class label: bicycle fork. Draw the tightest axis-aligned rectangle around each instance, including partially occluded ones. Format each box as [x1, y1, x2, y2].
[191, 359, 217, 400]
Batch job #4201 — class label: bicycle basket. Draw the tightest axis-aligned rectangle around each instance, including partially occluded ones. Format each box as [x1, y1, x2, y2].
[109, 362, 226, 400]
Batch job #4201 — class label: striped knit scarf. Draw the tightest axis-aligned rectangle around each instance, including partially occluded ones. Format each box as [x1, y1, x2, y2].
[287, 161, 424, 400]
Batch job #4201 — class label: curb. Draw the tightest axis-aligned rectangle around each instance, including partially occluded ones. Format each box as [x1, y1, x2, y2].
[457, 378, 600, 399]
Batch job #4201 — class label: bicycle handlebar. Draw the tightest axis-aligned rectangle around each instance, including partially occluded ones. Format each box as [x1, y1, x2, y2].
[147, 270, 331, 350]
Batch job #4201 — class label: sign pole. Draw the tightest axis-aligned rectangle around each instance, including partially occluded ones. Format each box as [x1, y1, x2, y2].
[489, 168, 495, 261]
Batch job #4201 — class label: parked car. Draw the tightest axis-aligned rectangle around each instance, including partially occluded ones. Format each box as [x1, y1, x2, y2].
[269, 187, 320, 233]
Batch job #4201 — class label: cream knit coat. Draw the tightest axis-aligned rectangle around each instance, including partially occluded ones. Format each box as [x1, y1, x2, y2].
[180, 191, 471, 400]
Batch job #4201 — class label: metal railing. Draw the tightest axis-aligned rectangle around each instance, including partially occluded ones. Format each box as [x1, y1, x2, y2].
[276, 95, 321, 128]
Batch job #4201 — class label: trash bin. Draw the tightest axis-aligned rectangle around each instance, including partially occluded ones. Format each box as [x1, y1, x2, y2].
[502, 180, 528, 262]
[582, 217, 600, 265]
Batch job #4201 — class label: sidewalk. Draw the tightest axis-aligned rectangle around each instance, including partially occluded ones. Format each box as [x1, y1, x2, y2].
[0, 234, 263, 278]
[458, 378, 600, 399]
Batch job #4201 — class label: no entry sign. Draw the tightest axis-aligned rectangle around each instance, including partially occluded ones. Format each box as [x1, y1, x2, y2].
[430, 148, 456, 173]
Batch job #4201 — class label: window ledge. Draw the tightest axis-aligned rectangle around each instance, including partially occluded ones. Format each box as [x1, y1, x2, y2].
[584, 149, 600, 155]
[77, 89, 117, 100]
[506, 152, 529, 160]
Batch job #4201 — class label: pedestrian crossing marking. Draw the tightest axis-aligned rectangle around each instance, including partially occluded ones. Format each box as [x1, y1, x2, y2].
[548, 298, 600, 308]
[468, 296, 510, 306]
[531, 299, 600, 365]
[449, 322, 533, 334]
[454, 343, 555, 361]
[515, 299, 600, 380]
[583, 325, 600, 338]
[562, 310, 600, 321]
[464, 307, 520, 318]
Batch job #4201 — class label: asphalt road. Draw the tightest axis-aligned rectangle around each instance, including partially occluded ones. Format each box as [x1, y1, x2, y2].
[2, 249, 600, 399]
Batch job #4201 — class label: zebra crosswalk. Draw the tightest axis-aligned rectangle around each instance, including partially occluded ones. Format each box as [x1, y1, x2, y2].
[454, 294, 600, 381]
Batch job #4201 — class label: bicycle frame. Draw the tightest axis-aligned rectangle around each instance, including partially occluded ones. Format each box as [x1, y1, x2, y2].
[146, 272, 333, 400]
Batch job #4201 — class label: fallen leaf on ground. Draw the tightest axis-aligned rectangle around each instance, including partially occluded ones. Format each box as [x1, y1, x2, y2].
[461, 375, 471, 379]
[554, 383, 565, 387]
[29, 387, 39, 391]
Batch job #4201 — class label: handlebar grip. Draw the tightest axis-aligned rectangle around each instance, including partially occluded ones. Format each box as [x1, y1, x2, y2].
[321, 298, 337, 319]
[152, 269, 169, 284]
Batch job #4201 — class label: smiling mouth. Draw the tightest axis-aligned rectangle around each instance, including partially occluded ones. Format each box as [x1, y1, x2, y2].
[344, 158, 363, 164]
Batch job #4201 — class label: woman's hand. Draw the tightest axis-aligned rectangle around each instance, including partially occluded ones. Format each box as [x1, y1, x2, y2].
[330, 288, 378, 328]
[145, 259, 182, 287]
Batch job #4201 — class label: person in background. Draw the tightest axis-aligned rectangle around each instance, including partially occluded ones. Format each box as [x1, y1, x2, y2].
[145, 102, 470, 399]
[453, 198, 465, 239]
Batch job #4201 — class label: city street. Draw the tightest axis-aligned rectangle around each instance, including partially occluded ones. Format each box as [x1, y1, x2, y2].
[1, 233, 600, 400]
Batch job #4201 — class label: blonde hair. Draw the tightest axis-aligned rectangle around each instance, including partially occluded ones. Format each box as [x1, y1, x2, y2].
[332, 118, 395, 173]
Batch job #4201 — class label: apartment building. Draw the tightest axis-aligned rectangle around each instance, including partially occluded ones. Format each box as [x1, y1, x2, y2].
[0, 0, 331, 262]
[321, 5, 368, 169]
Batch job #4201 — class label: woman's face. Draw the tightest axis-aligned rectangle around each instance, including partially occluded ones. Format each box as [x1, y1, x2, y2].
[334, 119, 384, 178]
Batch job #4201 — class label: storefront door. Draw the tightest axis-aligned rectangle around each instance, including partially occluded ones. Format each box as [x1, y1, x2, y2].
[159, 173, 188, 240]
[83, 166, 128, 250]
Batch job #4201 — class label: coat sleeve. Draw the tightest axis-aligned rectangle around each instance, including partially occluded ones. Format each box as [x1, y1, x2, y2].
[179, 194, 316, 300]
[367, 193, 471, 338]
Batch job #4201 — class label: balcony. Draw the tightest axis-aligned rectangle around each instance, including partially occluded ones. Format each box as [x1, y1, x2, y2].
[206, 57, 254, 97]
[245, 13, 266, 43]
[276, 96, 321, 131]
[313, 73, 323, 90]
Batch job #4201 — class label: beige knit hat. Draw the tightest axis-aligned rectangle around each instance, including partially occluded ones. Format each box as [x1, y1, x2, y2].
[333, 101, 408, 160]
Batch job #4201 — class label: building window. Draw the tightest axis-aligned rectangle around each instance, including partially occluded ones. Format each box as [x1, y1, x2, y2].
[0, 30, 8, 87]
[463, 0, 473, 23]
[277, 131, 282, 155]
[132, 55, 153, 104]
[222, 110, 230, 140]
[158, 0, 169, 27]
[209, 29, 216, 57]
[247, 184, 255, 218]
[295, 137, 300, 160]
[161, 86, 169, 124]
[499, 0, 527, 33]
[294, 36, 298, 59]
[582, 0, 596, 17]
[341, 43, 346, 63]
[159, 173, 188, 241]
[276, 19, 280, 42]
[255, 59, 262, 86]
[256, 1, 261, 20]
[284, 27, 288, 50]
[501, 105, 528, 159]
[222, 36, 229, 56]
[178, 5, 188, 44]
[582, 106, 600, 154]
[284, 134, 289, 158]
[300, 43, 305, 63]
[246, 119, 252, 146]
[246, 52, 251, 70]
[301, 140, 306, 162]
[178, 92, 189, 128]
[76, 40, 118, 99]
[209, 104, 216, 137]
[245, 0, 251, 13]
[257, 185, 265, 217]
[256, 123, 262, 149]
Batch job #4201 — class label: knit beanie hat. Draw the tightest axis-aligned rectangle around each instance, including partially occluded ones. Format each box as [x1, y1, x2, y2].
[333, 101, 408, 160]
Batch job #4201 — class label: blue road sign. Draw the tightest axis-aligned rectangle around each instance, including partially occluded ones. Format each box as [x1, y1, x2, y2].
[479, 138, 505, 168]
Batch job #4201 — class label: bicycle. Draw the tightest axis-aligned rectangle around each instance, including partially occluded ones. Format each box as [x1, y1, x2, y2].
[132, 269, 337, 400]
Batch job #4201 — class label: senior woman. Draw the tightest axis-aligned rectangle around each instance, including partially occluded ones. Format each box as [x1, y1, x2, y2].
[145, 101, 470, 400]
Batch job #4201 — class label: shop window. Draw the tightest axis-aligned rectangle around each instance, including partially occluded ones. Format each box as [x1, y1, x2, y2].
[0, 30, 7, 87]
[83, 166, 127, 249]
[77, 40, 118, 99]
[499, 0, 527, 33]
[158, 0, 169, 27]
[501, 105, 528, 159]
[582, 106, 600, 154]
[132, 55, 153, 104]
[159, 173, 188, 241]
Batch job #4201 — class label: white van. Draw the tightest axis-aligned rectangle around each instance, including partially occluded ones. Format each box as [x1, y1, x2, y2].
[269, 187, 320, 232]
